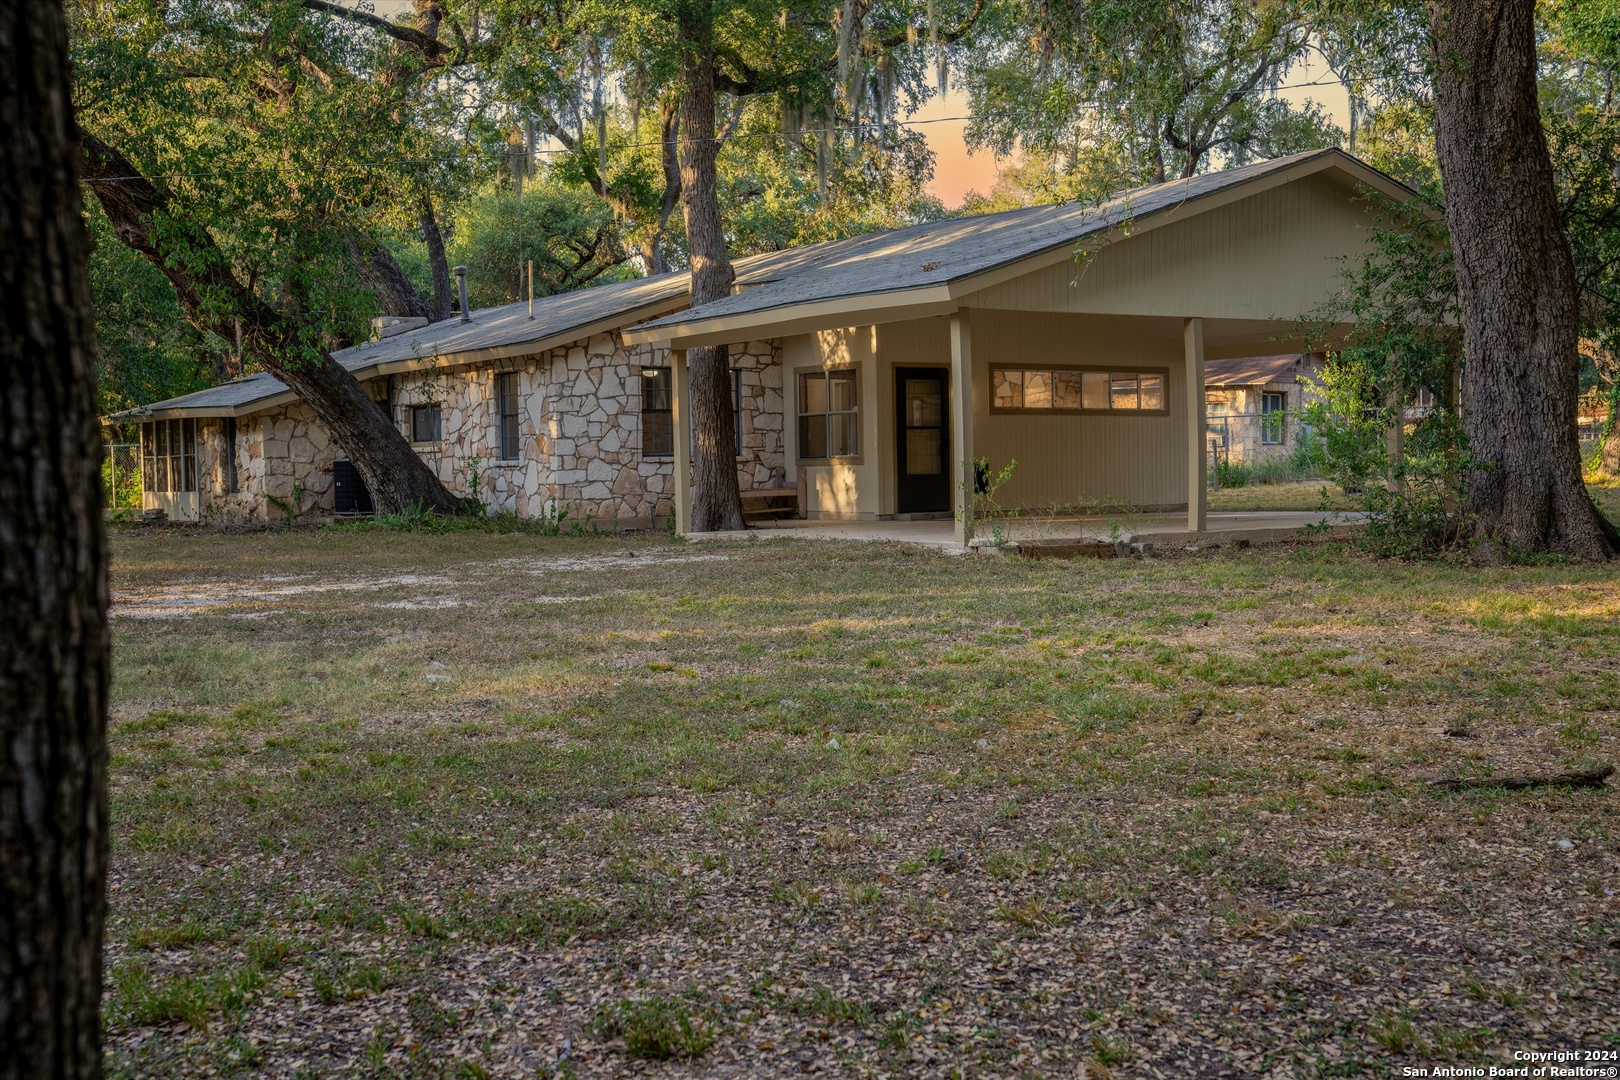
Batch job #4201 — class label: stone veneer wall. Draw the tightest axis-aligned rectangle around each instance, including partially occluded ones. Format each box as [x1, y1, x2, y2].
[1204, 382, 1313, 465]
[193, 332, 786, 527]
[525, 334, 784, 526]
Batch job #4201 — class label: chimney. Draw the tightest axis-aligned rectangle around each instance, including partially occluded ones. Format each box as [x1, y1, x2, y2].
[454, 265, 470, 323]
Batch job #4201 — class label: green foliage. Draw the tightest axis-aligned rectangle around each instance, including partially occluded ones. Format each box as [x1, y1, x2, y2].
[1214, 443, 1320, 489]
[102, 447, 142, 511]
[72, 0, 473, 370]
[589, 996, 716, 1059]
[957, 457, 1019, 546]
[961, 0, 1341, 199]
[717, 105, 950, 253]
[1300, 353, 1471, 558]
[1298, 360, 1387, 495]
[393, 181, 634, 310]
[88, 206, 216, 420]
[340, 500, 597, 536]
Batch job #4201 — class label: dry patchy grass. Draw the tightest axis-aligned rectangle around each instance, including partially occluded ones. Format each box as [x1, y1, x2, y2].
[1207, 480, 1357, 513]
[102, 526, 1620, 1078]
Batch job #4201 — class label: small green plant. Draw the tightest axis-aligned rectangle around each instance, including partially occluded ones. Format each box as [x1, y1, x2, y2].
[957, 457, 1019, 546]
[1370, 1009, 1417, 1054]
[265, 484, 303, 528]
[795, 987, 870, 1024]
[461, 456, 485, 509]
[589, 996, 716, 1059]
[534, 500, 574, 536]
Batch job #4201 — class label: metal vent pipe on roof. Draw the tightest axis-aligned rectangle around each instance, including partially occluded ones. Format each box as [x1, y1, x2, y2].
[454, 265, 470, 322]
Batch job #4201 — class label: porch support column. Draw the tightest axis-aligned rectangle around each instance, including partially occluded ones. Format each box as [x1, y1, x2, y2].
[1183, 317, 1208, 533]
[950, 309, 975, 549]
[671, 347, 691, 536]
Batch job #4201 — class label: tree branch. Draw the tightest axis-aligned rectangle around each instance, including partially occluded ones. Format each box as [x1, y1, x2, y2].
[300, 0, 448, 61]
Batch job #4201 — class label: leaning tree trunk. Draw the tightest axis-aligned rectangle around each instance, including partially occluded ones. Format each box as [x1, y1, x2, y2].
[80, 134, 465, 516]
[0, 1, 111, 1075]
[677, 23, 746, 532]
[1429, 0, 1618, 559]
[350, 233, 433, 320]
[419, 193, 453, 323]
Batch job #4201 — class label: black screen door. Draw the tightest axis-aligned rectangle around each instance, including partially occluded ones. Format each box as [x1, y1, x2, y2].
[896, 367, 949, 513]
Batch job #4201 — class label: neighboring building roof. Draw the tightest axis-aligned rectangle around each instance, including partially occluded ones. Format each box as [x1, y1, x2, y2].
[1204, 354, 1324, 388]
[624, 147, 1421, 346]
[109, 271, 690, 420]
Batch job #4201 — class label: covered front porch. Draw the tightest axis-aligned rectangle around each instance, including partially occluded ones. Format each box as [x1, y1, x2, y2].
[660, 310, 1332, 550]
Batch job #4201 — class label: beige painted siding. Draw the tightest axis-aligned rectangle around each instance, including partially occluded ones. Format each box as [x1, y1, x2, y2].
[959, 173, 1371, 323]
[896, 311, 1190, 510]
[784, 311, 1196, 515]
[782, 327, 881, 518]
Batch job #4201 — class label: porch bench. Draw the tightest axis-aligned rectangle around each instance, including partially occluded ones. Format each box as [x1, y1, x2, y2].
[740, 487, 801, 520]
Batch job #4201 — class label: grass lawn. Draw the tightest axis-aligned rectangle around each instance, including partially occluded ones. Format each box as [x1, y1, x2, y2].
[1588, 474, 1620, 526]
[1207, 480, 1356, 513]
[104, 526, 1620, 1078]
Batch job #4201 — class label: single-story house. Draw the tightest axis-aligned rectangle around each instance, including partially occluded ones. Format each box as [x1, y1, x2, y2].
[111, 273, 750, 528]
[1203, 353, 1326, 464]
[113, 147, 1421, 542]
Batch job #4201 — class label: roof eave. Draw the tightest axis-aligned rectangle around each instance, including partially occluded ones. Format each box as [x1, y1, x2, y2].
[621, 286, 956, 348]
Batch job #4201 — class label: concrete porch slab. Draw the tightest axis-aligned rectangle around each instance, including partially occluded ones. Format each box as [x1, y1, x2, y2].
[687, 511, 1366, 553]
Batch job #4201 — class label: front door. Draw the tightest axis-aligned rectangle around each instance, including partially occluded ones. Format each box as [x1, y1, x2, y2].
[895, 367, 950, 514]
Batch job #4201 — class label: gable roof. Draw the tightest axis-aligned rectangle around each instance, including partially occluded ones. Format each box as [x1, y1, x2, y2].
[108, 271, 690, 420]
[1204, 353, 1324, 387]
[623, 147, 1420, 347]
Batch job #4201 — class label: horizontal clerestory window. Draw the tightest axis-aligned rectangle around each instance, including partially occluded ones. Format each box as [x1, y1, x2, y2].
[991, 367, 1167, 414]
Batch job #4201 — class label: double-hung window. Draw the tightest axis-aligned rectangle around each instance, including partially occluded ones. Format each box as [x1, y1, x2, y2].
[1261, 391, 1287, 445]
[224, 417, 239, 494]
[641, 368, 674, 457]
[495, 372, 521, 460]
[640, 367, 742, 458]
[797, 369, 859, 459]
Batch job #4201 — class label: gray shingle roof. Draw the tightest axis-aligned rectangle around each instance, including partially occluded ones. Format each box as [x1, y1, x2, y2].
[637, 148, 1372, 334]
[110, 271, 689, 418]
[1204, 353, 1324, 387]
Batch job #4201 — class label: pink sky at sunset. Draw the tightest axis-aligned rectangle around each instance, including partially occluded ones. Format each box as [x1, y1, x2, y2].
[912, 88, 1004, 208]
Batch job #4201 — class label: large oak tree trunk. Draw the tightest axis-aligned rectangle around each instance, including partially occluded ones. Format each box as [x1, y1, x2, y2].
[0, 2, 111, 1075]
[1428, 0, 1618, 559]
[80, 135, 465, 517]
[677, 17, 746, 532]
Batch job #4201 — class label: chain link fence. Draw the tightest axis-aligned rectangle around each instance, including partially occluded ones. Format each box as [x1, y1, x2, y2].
[104, 443, 141, 511]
